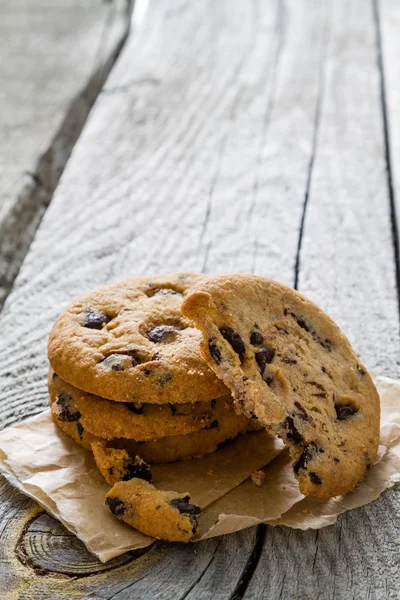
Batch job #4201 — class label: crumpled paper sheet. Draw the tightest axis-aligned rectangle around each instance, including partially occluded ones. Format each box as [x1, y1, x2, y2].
[0, 375, 398, 562]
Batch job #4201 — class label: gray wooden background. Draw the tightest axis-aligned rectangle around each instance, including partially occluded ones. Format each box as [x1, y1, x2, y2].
[0, 0, 399, 598]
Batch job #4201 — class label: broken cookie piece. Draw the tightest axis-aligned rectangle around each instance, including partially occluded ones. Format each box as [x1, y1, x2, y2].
[182, 274, 380, 498]
[91, 441, 152, 486]
[105, 479, 201, 542]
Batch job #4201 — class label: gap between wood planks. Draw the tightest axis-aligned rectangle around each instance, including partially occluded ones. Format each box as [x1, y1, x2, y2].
[0, 0, 134, 314]
[373, 0, 400, 326]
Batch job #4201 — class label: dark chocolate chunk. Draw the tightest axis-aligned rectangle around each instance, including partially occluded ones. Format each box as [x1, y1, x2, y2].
[207, 420, 219, 429]
[255, 347, 275, 374]
[146, 287, 181, 297]
[321, 339, 333, 352]
[82, 309, 110, 330]
[127, 402, 144, 414]
[147, 325, 180, 343]
[210, 399, 217, 411]
[208, 340, 222, 364]
[294, 402, 312, 423]
[294, 442, 318, 474]
[283, 416, 304, 445]
[308, 472, 322, 485]
[55, 392, 81, 422]
[220, 327, 246, 363]
[107, 497, 126, 516]
[335, 404, 358, 420]
[76, 422, 84, 439]
[156, 371, 173, 386]
[123, 458, 152, 482]
[101, 354, 137, 371]
[170, 496, 201, 516]
[250, 331, 264, 346]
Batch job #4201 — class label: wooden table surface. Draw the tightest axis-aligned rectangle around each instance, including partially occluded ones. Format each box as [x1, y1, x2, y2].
[1, 0, 399, 598]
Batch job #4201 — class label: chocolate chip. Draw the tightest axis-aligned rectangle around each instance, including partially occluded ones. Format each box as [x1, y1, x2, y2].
[147, 325, 180, 343]
[82, 309, 110, 330]
[210, 399, 217, 411]
[127, 402, 144, 414]
[335, 404, 358, 420]
[52, 372, 59, 380]
[207, 420, 219, 429]
[308, 472, 322, 485]
[220, 327, 246, 362]
[55, 392, 81, 422]
[146, 287, 181, 297]
[294, 402, 312, 423]
[124, 458, 152, 482]
[250, 331, 264, 346]
[76, 422, 84, 439]
[321, 339, 333, 352]
[101, 354, 137, 371]
[170, 496, 201, 516]
[255, 347, 275, 374]
[208, 340, 222, 364]
[282, 416, 304, 445]
[285, 309, 312, 333]
[294, 442, 318, 474]
[107, 497, 126, 516]
[156, 371, 173, 386]
[282, 357, 297, 364]
[321, 366, 327, 373]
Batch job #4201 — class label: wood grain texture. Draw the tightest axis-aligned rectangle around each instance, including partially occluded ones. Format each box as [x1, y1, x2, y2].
[0, 0, 132, 309]
[246, 1, 400, 598]
[0, 0, 398, 598]
[378, 0, 400, 311]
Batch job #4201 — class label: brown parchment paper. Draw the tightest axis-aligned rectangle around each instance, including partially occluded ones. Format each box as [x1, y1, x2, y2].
[0, 375, 398, 562]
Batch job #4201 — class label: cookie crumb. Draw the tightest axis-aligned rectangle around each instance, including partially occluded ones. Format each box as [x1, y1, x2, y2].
[251, 470, 265, 487]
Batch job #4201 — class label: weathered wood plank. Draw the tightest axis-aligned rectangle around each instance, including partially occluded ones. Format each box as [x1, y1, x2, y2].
[246, 1, 400, 598]
[0, 0, 398, 598]
[0, 0, 328, 595]
[0, 0, 131, 309]
[378, 0, 400, 308]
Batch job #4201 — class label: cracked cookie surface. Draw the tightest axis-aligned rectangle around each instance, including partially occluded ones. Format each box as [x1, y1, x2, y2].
[49, 369, 232, 442]
[48, 273, 227, 403]
[182, 273, 380, 498]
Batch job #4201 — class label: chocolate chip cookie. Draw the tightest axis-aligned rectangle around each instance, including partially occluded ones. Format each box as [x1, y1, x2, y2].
[50, 392, 256, 463]
[182, 274, 380, 498]
[49, 370, 232, 442]
[106, 479, 201, 542]
[48, 273, 227, 403]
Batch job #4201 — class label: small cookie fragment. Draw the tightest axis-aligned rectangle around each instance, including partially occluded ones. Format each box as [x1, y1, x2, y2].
[105, 479, 201, 542]
[91, 441, 152, 486]
[251, 470, 265, 487]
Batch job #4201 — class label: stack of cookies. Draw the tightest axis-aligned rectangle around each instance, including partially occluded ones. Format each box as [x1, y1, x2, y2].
[48, 272, 380, 542]
[48, 274, 259, 541]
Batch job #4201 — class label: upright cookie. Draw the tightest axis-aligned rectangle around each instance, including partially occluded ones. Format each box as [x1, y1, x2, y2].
[106, 479, 201, 542]
[48, 273, 227, 403]
[182, 274, 380, 498]
[49, 370, 232, 442]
